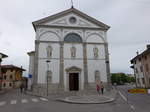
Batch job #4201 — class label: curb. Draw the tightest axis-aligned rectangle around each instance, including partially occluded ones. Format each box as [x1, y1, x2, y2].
[26, 89, 117, 104]
[57, 96, 115, 104]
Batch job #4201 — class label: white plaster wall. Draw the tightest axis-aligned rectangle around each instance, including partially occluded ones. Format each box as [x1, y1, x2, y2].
[37, 59, 59, 84]
[64, 60, 84, 90]
[38, 43, 60, 59]
[87, 44, 105, 59]
[64, 44, 83, 59]
[87, 60, 107, 83]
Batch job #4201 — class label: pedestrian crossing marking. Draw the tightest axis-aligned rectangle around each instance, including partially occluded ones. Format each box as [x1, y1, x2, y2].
[21, 99, 28, 103]
[10, 100, 17, 104]
[0, 101, 6, 106]
[40, 97, 48, 101]
[31, 98, 39, 102]
[0, 97, 48, 107]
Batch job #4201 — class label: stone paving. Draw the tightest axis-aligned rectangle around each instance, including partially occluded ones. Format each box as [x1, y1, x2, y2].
[27, 88, 117, 104]
[0, 90, 6, 95]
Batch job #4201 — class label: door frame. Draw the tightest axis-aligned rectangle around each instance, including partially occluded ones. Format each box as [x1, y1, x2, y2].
[65, 66, 82, 91]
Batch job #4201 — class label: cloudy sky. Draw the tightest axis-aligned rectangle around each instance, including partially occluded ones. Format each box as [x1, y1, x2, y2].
[0, 0, 150, 75]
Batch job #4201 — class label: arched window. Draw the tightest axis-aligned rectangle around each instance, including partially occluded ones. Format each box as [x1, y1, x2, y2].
[64, 33, 82, 43]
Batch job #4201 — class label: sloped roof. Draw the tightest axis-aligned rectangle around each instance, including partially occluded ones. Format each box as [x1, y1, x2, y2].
[32, 7, 110, 30]
[1, 65, 26, 71]
[0, 53, 8, 58]
[27, 51, 35, 55]
[130, 47, 150, 63]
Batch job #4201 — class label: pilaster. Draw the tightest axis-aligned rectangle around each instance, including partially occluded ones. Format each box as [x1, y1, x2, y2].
[33, 40, 40, 85]
[58, 41, 64, 89]
[104, 43, 111, 85]
[83, 42, 89, 89]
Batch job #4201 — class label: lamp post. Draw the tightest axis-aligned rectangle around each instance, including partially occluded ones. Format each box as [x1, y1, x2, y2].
[46, 60, 50, 96]
[0, 53, 8, 90]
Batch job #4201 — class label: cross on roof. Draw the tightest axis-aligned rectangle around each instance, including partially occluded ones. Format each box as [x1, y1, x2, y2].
[71, 0, 74, 8]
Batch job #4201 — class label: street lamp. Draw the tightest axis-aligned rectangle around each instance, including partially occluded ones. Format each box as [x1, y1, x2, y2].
[0, 53, 8, 90]
[46, 60, 50, 96]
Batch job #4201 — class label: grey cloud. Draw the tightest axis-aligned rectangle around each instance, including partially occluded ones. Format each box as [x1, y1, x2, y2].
[0, 0, 150, 74]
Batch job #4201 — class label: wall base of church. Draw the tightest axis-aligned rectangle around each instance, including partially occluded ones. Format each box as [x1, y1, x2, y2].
[87, 82, 110, 90]
[32, 83, 63, 96]
[31, 82, 111, 97]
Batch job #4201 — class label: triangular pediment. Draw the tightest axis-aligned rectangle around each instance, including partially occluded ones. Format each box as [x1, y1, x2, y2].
[33, 8, 110, 30]
[52, 19, 67, 25]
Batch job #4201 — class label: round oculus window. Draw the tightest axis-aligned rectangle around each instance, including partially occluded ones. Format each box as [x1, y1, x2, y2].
[69, 17, 77, 24]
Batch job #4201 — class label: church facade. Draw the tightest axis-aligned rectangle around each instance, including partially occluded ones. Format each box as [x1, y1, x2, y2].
[28, 7, 110, 94]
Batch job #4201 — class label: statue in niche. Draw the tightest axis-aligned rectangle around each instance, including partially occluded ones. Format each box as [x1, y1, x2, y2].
[95, 71, 100, 84]
[93, 47, 99, 58]
[46, 46, 53, 58]
[47, 71, 52, 84]
[70, 46, 76, 57]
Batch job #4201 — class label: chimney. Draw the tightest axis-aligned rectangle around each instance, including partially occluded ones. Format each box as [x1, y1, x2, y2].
[147, 44, 150, 49]
[136, 51, 139, 55]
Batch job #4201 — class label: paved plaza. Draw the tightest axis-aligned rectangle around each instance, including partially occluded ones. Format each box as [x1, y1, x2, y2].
[0, 86, 150, 112]
[0, 89, 133, 112]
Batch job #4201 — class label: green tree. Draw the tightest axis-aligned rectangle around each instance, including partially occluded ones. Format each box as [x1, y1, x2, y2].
[111, 73, 135, 85]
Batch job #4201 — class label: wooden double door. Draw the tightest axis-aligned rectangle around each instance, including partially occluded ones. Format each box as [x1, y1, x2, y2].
[69, 73, 79, 91]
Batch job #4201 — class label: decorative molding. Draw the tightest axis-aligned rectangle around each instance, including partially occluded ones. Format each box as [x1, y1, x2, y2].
[65, 66, 82, 91]
[38, 30, 61, 41]
[51, 19, 67, 25]
[36, 40, 105, 45]
[63, 30, 83, 40]
[78, 19, 92, 27]
[65, 66, 82, 72]
[35, 25, 108, 31]
[85, 32, 105, 43]
[38, 57, 106, 60]
[39, 28, 45, 33]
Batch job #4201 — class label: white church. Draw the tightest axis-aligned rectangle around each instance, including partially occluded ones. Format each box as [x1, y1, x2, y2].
[28, 7, 111, 94]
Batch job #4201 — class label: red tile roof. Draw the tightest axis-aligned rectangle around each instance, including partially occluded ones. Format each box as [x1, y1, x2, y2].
[1, 65, 26, 71]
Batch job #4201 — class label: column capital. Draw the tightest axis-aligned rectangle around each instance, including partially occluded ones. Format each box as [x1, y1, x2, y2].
[59, 41, 64, 46]
[35, 40, 40, 44]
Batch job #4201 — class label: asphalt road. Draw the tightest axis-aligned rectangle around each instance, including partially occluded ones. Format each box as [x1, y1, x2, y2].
[117, 85, 150, 112]
[0, 88, 136, 112]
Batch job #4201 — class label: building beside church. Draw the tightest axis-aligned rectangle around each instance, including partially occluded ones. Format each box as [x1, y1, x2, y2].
[28, 7, 111, 94]
[1, 65, 25, 89]
[131, 45, 150, 88]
